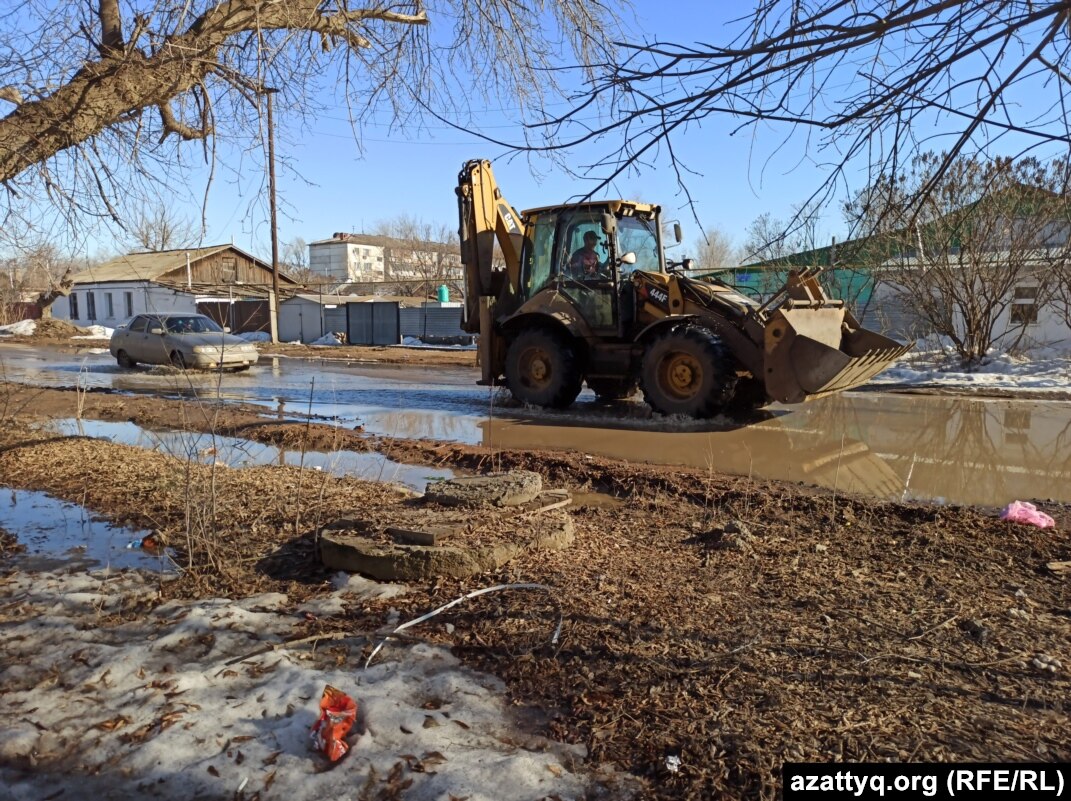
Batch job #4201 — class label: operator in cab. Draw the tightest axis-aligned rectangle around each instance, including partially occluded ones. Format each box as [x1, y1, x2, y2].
[569, 231, 604, 277]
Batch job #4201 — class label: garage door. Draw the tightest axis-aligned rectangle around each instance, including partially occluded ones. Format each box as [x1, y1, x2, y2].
[346, 302, 400, 345]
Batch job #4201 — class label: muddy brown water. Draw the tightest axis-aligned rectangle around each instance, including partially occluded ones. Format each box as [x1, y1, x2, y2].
[2, 344, 1070, 508]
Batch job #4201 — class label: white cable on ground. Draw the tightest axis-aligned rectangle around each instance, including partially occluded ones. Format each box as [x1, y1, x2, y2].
[364, 582, 562, 668]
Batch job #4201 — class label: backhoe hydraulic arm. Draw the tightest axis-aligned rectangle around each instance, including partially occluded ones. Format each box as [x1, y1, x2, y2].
[456, 159, 524, 333]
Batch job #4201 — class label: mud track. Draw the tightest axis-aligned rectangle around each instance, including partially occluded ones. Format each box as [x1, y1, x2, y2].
[1, 382, 1069, 800]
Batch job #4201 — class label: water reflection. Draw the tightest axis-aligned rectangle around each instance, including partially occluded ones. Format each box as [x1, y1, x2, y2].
[482, 394, 1071, 507]
[4, 345, 1071, 507]
[47, 418, 452, 491]
[1, 489, 167, 571]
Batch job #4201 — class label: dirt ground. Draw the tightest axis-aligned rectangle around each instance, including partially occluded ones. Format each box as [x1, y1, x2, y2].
[259, 342, 477, 367]
[1, 382, 1069, 800]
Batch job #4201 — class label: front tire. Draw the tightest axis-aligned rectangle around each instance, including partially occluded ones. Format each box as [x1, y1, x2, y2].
[116, 350, 136, 369]
[505, 328, 583, 409]
[641, 325, 737, 418]
[169, 351, 187, 370]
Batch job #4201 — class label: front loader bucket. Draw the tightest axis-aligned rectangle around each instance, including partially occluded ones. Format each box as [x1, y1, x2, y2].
[763, 307, 913, 404]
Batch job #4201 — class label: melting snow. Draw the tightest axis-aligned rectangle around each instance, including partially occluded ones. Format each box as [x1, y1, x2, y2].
[0, 319, 37, 336]
[873, 340, 1071, 393]
[0, 569, 631, 800]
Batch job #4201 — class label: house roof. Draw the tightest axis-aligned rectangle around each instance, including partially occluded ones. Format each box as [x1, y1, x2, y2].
[69, 244, 293, 285]
[309, 233, 457, 254]
[286, 292, 428, 307]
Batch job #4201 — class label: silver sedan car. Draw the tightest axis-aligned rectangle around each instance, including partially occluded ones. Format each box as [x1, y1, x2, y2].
[110, 313, 259, 371]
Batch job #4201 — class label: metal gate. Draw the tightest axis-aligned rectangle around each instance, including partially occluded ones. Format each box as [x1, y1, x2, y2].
[197, 299, 270, 333]
[346, 302, 400, 345]
[323, 305, 347, 338]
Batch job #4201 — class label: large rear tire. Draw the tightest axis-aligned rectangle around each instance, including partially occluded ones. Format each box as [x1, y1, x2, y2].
[505, 328, 583, 409]
[586, 377, 639, 401]
[641, 325, 737, 418]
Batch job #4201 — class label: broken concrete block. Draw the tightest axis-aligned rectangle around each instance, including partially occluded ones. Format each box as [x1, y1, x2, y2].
[424, 471, 542, 508]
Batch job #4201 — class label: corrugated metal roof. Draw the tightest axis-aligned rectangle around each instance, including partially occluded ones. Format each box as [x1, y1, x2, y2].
[69, 244, 282, 284]
[309, 233, 456, 254]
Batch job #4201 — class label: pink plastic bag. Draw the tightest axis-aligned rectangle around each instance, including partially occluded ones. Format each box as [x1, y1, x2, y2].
[1001, 501, 1055, 529]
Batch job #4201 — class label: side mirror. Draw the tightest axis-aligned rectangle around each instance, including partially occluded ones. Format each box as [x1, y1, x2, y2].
[150, 327, 164, 335]
[681, 258, 693, 271]
[601, 212, 617, 235]
[224, 326, 231, 333]
[673, 222, 683, 244]
[620, 252, 637, 265]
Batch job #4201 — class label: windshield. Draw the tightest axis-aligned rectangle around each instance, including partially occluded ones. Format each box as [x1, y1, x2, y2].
[616, 216, 661, 275]
[164, 315, 224, 334]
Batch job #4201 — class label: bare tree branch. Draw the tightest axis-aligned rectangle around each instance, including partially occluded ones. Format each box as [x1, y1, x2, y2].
[0, 0, 620, 239]
[539, 1, 1071, 210]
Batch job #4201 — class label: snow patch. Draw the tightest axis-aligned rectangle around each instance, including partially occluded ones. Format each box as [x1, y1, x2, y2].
[873, 343, 1071, 392]
[311, 332, 347, 346]
[72, 324, 114, 339]
[0, 569, 629, 800]
[0, 319, 36, 336]
[238, 331, 272, 343]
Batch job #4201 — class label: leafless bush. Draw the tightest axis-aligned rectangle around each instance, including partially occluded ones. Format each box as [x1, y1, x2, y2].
[845, 153, 1071, 362]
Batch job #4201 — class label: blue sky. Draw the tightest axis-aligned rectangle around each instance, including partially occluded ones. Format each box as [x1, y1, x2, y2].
[50, 1, 1066, 261]
[178, 2, 846, 260]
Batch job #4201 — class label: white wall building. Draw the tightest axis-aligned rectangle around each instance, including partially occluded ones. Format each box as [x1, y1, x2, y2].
[51, 245, 294, 332]
[308, 235, 385, 283]
[308, 233, 462, 285]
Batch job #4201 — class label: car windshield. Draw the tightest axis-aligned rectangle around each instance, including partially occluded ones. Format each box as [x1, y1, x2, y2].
[164, 316, 224, 334]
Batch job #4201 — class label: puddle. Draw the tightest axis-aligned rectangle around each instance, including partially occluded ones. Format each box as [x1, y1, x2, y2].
[0, 489, 170, 572]
[481, 394, 1071, 508]
[47, 418, 453, 492]
[570, 491, 625, 510]
[6, 345, 1071, 508]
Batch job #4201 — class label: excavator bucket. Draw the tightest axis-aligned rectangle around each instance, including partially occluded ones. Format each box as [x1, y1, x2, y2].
[762, 306, 912, 404]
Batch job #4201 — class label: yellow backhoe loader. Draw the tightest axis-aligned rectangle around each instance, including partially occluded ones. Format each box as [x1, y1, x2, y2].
[456, 159, 911, 418]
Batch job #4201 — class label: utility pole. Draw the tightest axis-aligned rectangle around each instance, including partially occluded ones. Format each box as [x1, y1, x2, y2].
[265, 88, 280, 343]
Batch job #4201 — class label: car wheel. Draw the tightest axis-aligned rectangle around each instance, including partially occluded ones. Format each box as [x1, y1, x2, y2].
[116, 350, 136, 369]
[170, 351, 187, 370]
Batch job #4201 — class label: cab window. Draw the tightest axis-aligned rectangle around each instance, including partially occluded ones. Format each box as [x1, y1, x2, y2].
[616, 215, 661, 276]
[522, 214, 556, 298]
[127, 316, 149, 333]
[558, 214, 609, 276]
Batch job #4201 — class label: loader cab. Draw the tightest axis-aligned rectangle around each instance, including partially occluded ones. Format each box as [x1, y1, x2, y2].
[518, 201, 665, 335]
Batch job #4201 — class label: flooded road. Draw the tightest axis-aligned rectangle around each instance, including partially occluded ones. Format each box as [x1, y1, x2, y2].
[3, 344, 1070, 508]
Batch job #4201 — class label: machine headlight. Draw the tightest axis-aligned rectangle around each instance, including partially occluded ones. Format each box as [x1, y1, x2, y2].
[193, 345, 217, 354]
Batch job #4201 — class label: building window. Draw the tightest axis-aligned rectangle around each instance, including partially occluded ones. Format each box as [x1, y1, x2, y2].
[124, 291, 133, 317]
[1011, 304, 1038, 325]
[105, 292, 114, 318]
[1011, 285, 1039, 326]
[69, 293, 79, 320]
[86, 292, 96, 320]
[221, 256, 237, 283]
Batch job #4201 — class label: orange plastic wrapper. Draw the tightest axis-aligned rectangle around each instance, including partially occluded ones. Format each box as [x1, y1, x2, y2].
[310, 685, 358, 762]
